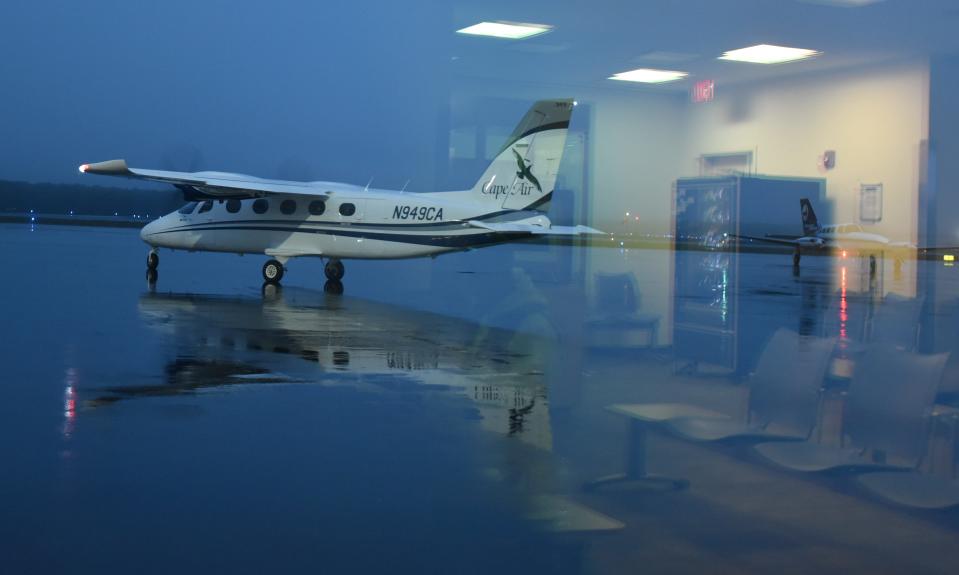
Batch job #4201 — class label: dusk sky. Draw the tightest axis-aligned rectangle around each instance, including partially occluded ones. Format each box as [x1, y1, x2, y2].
[0, 1, 454, 189]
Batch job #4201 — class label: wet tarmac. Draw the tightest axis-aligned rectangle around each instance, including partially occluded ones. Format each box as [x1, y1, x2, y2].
[2, 223, 959, 574]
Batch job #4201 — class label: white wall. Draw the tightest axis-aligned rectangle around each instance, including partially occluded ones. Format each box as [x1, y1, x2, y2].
[681, 60, 929, 243]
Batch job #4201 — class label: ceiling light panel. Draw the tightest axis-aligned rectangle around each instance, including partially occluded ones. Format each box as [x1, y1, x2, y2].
[456, 21, 553, 40]
[608, 68, 689, 84]
[719, 44, 820, 64]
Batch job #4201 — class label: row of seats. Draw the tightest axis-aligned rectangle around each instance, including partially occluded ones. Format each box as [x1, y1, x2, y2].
[598, 328, 958, 509]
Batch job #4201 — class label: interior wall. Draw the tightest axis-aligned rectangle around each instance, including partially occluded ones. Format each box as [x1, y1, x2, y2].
[681, 59, 929, 243]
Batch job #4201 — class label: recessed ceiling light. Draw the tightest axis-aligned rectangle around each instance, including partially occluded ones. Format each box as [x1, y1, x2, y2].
[608, 68, 689, 84]
[456, 21, 553, 40]
[719, 44, 820, 64]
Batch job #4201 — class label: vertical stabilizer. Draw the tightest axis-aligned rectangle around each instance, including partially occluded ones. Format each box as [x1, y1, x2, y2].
[800, 198, 820, 236]
[470, 99, 574, 212]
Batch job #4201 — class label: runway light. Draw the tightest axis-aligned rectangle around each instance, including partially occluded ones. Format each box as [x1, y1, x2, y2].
[719, 44, 820, 64]
[841, 250, 848, 258]
[944, 254, 956, 262]
[456, 21, 553, 40]
[609, 68, 688, 83]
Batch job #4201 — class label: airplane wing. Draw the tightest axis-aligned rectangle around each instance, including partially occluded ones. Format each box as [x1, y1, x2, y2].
[467, 220, 604, 236]
[732, 234, 803, 246]
[79, 159, 336, 199]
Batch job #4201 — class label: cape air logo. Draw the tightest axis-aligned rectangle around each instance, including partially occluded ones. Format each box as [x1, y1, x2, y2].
[512, 148, 541, 193]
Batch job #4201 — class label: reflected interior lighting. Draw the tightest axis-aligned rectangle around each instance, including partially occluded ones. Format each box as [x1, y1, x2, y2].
[456, 21, 553, 40]
[609, 68, 688, 83]
[719, 44, 820, 64]
[800, 0, 884, 5]
[839, 266, 848, 347]
[63, 368, 78, 439]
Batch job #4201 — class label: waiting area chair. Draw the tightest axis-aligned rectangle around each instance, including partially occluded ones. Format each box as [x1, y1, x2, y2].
[665, 329, 836, 443]
[589, 329, 834, 491]
[753, 345, 949, 473]
[585, 272, 660, 349]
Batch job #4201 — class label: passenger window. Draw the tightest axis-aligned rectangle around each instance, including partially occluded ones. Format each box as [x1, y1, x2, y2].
[178, 202, 199, 214]
[198, 200, 213, 214]
[280, 199, 297, 215]
[308, 200, 326, 216]
[226, 199, 241, 213]
[339, 203, 356, 217]
[252, 199, 269, 214]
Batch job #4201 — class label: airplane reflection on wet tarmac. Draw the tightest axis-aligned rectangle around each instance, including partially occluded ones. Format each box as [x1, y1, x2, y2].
[88, 286, 555, 448]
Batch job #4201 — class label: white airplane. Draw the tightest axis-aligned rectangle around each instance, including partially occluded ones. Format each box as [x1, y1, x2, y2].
[79, 99, 600, 284]
[736, 198, 923, 265]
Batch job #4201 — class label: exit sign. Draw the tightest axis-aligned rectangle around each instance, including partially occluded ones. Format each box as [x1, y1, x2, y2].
[692, 80, 715, 103]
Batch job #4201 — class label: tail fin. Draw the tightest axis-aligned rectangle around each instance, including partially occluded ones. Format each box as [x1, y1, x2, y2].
[800, 198, 820, 236]
[470, 99, 574, 212]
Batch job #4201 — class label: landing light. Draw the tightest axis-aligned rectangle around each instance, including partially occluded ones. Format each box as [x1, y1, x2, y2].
[456, 21, 553, 40]
[609, 68, 688, 83]
[79, 164, 89, 173]
[945, 254, 956, 262]
[719, 44, 820, 65]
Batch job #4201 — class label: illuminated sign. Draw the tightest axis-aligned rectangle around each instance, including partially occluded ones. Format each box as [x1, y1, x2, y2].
[692, 80, 715, 103]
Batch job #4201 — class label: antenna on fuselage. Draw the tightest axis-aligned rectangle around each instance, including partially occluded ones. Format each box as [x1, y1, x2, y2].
[364, 177, 374, 192]
[400, 179, 410, 193]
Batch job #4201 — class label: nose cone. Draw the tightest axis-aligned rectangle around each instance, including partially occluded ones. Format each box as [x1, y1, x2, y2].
[140, 217, 162, 244]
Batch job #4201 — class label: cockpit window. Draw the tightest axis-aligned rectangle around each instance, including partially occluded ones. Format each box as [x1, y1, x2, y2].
[178, 202, 199, 214]
[198, 200, 214, 214]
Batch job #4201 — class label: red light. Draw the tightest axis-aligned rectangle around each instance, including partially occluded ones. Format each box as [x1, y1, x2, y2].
[692, 80, 715, 103]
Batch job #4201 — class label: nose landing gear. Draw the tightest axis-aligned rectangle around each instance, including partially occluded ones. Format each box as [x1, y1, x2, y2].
[147, 249, 159, 270]
[325, 259, 345, 281]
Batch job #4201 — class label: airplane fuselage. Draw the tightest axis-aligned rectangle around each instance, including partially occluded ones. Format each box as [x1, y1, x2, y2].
[140, 186, 542, 260]
[805, 224, 913, 252]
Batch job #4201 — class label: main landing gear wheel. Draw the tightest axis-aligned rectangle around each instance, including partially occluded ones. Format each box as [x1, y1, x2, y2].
[147, 251, 159, 270]
[325, 259, 345, 281]
[262, 259, 284, 284]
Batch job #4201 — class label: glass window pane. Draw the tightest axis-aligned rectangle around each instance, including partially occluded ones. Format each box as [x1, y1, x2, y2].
[308, 200, 326, 215]
[177, 202, 198, 214]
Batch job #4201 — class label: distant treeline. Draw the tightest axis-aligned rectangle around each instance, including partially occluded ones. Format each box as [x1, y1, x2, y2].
[0, 180, 183, 217]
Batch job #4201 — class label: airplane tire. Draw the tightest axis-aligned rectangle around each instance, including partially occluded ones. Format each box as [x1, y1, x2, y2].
[263, 259, 284, 284]
[147, 251, 159, 270]
[325, 259, 345, 281]
[324, 280, 344, 295]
